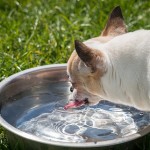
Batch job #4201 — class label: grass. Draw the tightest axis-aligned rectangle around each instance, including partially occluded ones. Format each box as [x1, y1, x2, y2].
[0, 0, 150, 149]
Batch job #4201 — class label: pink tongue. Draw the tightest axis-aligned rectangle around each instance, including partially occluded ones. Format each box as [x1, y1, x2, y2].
[64, 100, 84, 110]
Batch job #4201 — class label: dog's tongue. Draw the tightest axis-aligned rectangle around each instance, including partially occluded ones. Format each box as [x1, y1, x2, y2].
[64, 100, 85, 110]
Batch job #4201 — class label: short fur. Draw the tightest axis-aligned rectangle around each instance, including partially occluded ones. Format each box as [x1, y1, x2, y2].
[67, 6, 150, 111]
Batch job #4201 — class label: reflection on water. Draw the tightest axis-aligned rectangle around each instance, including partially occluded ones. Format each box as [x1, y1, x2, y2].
[17, 101, 150, 143]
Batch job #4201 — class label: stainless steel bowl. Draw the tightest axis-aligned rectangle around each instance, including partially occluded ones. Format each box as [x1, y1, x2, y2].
[0, 64, 150, 150]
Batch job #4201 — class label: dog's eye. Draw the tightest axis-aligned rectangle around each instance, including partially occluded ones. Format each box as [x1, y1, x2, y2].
[70, 86, 74, 92]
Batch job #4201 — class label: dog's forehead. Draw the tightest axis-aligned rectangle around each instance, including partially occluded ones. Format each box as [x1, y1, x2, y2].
[67, 38, 109, 80]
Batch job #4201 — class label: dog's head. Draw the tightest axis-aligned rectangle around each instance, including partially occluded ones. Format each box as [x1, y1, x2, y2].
[65, 6, 127, 109]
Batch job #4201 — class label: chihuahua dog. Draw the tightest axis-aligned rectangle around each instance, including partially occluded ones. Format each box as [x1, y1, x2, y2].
[65, 6, 150, 111]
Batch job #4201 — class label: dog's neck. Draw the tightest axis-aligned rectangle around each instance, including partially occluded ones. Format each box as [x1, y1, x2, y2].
[98, 30, 150, 111]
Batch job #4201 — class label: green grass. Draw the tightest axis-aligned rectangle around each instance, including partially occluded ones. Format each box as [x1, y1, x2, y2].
[0, 0, 150, 149]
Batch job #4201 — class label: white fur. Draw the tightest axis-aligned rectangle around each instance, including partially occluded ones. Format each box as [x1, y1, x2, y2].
[90, 30, 150, 111]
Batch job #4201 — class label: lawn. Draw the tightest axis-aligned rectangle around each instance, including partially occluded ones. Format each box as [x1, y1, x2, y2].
[0, 0, 150, 149]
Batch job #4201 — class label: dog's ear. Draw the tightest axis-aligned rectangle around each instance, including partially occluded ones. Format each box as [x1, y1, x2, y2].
[101, 6, 127, 36]
[75, 40, 106, 73]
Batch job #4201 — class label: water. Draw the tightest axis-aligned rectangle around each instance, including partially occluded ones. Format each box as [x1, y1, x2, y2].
[1, 81, 150, 143]
[17, 101, 150, 143]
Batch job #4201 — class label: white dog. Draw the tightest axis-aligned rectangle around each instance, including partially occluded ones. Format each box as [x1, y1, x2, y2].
[65, 6, 150, 111]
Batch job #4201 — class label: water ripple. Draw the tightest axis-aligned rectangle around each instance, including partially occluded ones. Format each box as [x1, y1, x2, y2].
[17, 101, 150, 143]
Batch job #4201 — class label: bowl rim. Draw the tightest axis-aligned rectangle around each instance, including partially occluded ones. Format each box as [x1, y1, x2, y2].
[0, 64, 150, 148]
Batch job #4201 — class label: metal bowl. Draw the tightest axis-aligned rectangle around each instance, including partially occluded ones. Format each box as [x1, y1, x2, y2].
[0, 64, 150, 150]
